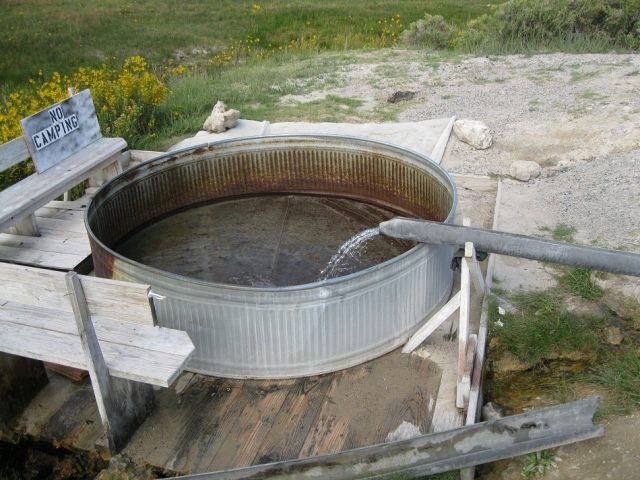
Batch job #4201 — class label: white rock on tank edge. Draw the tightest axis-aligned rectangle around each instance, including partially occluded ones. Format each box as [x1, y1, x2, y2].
[203, 100, 241, 133]
[453, 119, 493, 150]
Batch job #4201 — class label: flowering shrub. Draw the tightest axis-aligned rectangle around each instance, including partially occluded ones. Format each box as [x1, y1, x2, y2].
[0, 56, 168, 189]
[1, 56, 167, 145]
[369, 14, 404, 47]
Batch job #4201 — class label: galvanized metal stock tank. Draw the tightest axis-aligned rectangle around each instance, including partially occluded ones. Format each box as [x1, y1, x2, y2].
[86, 135, 458, 378]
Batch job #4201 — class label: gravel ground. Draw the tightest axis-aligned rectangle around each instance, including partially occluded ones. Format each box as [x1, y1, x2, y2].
[282, 50, 640, 479]
[284, 50, 640, 249]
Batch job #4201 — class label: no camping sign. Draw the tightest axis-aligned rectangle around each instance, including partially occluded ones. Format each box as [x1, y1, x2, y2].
[20, 89, 102, 173]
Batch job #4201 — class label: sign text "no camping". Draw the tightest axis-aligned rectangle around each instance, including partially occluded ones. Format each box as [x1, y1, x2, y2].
[32, 105, 79, 151]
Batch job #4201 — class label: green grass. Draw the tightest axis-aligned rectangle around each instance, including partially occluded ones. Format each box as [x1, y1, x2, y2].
[558, 268, 604, 300]
[539, 223, 576, 242]
[0, 0, 490, 92]
[489, 291, 604, 365]
[136, 52, 375, 149]
[136, 50, 427, 149]
[521, 450, 557, 479]
[570, 69, 600, 83]
[591, 348, 640, 414]
[578, 89, 608, 101]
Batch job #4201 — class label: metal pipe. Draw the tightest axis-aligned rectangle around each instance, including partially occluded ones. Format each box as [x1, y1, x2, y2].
[379, 217, 640, 277]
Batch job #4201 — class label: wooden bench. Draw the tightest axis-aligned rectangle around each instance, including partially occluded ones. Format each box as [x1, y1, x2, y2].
[0, 89, 128, 271]
[0, 262, 195, 452]
[0, 135, 126, 236]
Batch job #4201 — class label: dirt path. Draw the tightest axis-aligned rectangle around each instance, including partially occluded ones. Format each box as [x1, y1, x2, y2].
[282, 50, 640, 479]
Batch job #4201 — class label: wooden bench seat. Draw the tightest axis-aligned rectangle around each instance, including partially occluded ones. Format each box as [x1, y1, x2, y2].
[0, 262, 195, 451]
[0, 136, 126, 233]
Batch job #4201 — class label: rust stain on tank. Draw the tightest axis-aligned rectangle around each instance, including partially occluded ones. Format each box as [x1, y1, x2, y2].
[87, 136, 455, 278]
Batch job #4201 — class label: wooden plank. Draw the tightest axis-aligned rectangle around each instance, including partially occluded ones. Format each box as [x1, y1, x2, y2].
[0, 136, 29, 171]
[0, 263, 75, 310]
[81, 276, 156, 326]
[0, 318, 191, 387]
[299, 412, 350, 459]
[207, 380, 295, 471]
[44, 362, 88, 381]
[430, 116, 456, 164]
[297, 365, 371, 458]
[153, 377, 246, 473]
[466, 300, 489, 426]
[36, 204, 87, 219]
[40, 198, 91, 211]
[35, 216, 87, 233]
[0, 263, 155, 326]
[0, 231, 89, 255]
[36, 380, 101, 450]
[4, 214, 40, 236]
[66, 272, 154, 452]
[0, 317, 87, 369]
[402, 291, 461, 353]
[452, 174, 497, 193]
[0, 243, 86, 271]
[252, 375, 334, 464]
[0, 137, 126, 232]
[0, 302, 192, 358]
[88, 157, 123, 188]
[177, 397, 604, 480]
[465, 242, 485, 295]
[466, 178, 502, 425]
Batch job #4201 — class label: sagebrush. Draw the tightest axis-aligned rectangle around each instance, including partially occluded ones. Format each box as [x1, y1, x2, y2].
[403, 0, 640, 51]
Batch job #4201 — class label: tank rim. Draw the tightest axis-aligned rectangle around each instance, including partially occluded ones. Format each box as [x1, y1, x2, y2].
[84, 134, 458, 292]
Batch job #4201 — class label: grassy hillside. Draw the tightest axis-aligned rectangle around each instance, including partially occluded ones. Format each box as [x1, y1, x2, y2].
[0, 0, 489, 90]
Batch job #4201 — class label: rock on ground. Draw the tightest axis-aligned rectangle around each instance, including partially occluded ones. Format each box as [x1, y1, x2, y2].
[453, 119, 493, 149]
[509, 160, 541, 181]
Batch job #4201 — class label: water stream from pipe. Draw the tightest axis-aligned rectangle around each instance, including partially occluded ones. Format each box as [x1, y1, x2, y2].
[319, 227, 380, 280]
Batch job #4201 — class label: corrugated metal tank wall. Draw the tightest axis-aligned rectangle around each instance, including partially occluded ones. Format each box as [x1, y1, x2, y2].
[86, 135, 457, 378]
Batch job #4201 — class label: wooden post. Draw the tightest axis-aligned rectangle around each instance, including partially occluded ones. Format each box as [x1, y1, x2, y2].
[456, 220, 472, 409]
[65, 272, 154, 452]
[0, 352, 48, 436]
[466, 243, 485, 296]
[460, 334, 477, 409]
[5, 214, 40, 236]
[88, 155, 123, 188]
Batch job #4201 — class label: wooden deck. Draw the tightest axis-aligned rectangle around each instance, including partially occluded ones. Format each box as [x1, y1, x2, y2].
[6, 349, 442, 475]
